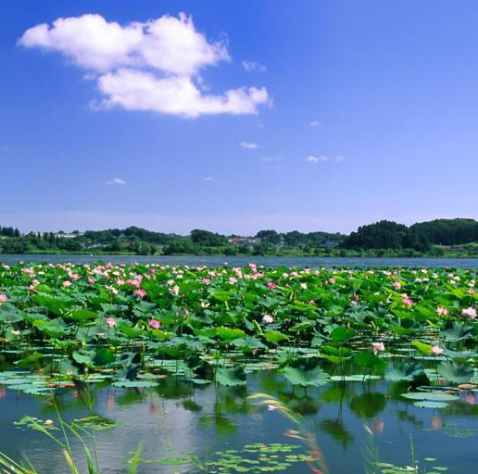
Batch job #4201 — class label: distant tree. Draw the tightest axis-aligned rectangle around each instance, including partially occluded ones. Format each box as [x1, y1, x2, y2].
[410, 218, 478, 246]
[255, 230, 281, 244]
[190, 229, 227, 246]
[341, 220, 425, 250]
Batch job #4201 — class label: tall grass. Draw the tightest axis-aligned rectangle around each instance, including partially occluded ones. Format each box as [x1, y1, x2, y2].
[0, 415, 142, 474]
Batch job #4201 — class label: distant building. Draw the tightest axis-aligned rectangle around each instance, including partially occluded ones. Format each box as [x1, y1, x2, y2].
[55, 231, 85, 239]
[228, 236, 260, 245]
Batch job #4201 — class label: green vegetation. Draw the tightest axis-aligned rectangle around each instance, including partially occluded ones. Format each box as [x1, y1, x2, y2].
[4, 218, 478, 257]
[0, 225, 344, 256]
[1, 262, 478, 397]
[341, 218, 478, 256]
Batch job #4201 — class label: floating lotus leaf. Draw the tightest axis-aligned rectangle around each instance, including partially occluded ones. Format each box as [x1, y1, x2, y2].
[282, 359, 330, 387]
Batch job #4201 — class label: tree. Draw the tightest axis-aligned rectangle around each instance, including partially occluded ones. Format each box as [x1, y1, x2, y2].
[190, 229, 227, 246]
[341, 220, 429, 250]
[255, 230, 280, 244]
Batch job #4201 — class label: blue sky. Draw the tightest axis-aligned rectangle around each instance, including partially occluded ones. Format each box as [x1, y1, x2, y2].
[1, 0, 477, 235]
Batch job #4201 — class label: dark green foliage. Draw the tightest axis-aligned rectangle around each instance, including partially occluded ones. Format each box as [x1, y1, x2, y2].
[342, 218, 478, 251]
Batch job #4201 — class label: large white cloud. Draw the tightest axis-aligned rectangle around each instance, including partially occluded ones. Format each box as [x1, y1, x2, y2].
[98, 69, 269, 118]
[19, 13, 270, 117]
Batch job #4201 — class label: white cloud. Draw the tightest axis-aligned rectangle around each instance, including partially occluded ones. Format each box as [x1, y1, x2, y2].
[309, 120, 322, 127]
[306, 155, 345, 164]
[19, 13, 270, 118]
[97, 69, 269, 118]
[1, 146, 9, 152]
[19, 13, 228, 75]
[242, 60, 267, 72]
[260, 155, 282, 163]
[306, 155, 328, 164]
[240, 141, 258, 149]
[204, 176, 215, 182]
[106, 177, 126, 185]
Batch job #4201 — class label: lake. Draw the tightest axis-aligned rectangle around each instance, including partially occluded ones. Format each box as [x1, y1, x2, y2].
[2, 254, 478, 268]
[1, 370, 476, 474]
[1, 258, 478, 474]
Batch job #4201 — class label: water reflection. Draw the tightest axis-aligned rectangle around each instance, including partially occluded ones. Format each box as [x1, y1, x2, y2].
[0, 371, 477, 474]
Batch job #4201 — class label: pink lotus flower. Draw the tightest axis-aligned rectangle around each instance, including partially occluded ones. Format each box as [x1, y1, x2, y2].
[134, 289, 146, 298]
[462, 307, 477, 319]
[262, 314, 274, 324]
[105, 318, 116, 328]
[402, 297, 414, 307]
[149, 319, 161, 330]
[266, 281, 276, 290]
[329, 278, 336, 284]
[171, 285, 180, 296]
[202, 278, 211, 285]
[372, 342, 385, 354]
[436, 307, 448, 316]
[62, 281, 72, 288]
[229, 277, 238, 284]
[431, 345, 444, 355]
[431, 416, 442, 431]
[0, 294, 7, 303]
[465, 394, 476, 406]
[87, 277, 96, 284]
[392, 281, 401, 290]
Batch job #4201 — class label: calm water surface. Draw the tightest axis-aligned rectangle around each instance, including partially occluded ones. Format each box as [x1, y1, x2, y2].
[0, 372, 477, 474]
[2, 254, 478, 268]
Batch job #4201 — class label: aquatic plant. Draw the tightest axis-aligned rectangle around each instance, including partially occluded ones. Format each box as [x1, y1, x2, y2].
[0, 262, 477, 397]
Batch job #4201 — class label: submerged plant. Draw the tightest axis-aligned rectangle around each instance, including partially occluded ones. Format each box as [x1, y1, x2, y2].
[249, 393, 329, 474]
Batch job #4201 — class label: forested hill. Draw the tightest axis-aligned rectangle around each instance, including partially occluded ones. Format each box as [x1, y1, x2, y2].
[340, 218, 478, 251]
[2, 219, 478, 256]
[410, 219, 478, 246]
[0, 226, 345, 255]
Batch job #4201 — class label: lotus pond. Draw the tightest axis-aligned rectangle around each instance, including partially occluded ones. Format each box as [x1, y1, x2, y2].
[1, 262, 478, 473]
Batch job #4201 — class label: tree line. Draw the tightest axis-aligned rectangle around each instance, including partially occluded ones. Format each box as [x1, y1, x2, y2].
[1, 218, 478, 256]
[340, 218, 478, 251]
[0, 226, 344, 256]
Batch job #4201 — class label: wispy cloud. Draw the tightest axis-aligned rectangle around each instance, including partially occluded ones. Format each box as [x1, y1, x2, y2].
[204, 176, 215, 182]
[309, 120, 322, 127]
[240, 141, 258, 149]
[306, 155, 328, 164]
[306, 155, 345, 164]
[1, 146, 9, 152]
[242, 60, 267, 72]
[106, 177, 126, 185]
[19, 13, 271, 118]
[260, 155, 282, 163]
